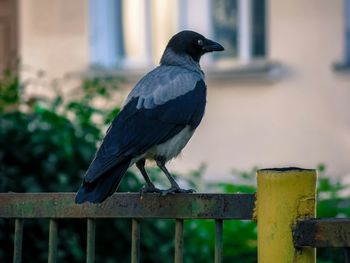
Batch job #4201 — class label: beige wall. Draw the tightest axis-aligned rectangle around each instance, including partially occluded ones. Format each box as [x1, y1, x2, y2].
[19, 0, 89, 79]
[18, 0, 350, 180]
[170, 0, 350, 179]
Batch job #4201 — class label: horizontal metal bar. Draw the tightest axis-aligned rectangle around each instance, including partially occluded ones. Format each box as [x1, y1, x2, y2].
[0, 193, 255, 219]
[293, 218, 350, 248]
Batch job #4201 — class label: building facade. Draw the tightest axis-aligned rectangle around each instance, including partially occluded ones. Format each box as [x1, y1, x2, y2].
[2, 0, 350, 179]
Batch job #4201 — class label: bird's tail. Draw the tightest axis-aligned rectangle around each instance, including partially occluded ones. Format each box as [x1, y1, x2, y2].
[75, 160, 130, 204]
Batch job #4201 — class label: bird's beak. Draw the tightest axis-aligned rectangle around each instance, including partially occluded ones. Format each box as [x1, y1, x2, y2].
[202, 38, 224, 52]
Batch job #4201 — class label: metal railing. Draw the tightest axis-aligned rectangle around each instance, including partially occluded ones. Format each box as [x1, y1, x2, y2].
[2, 168, 350, 263]
[1, 193, 255, 263]
[293, 218, 350, 262]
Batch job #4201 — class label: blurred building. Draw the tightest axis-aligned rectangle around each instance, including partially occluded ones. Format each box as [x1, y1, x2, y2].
[1, 0, 350, 179]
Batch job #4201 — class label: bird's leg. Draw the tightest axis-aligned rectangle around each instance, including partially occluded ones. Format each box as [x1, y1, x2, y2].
[156, 158, 195, 195]
[136, 159, 162, 194]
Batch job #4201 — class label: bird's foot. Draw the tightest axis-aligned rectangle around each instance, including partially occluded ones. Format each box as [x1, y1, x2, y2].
[139, 185, 163, 195]
[160, 187, 196, 196]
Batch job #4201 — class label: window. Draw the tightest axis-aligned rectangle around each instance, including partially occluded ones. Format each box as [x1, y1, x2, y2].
[345, 0, 350, 65]
[212, 0, 238, 59]
[89, 0, 124, 68]
[212, 0, 266, 63]
[334, 0, 350, 70]
[88, 0, 266, 69]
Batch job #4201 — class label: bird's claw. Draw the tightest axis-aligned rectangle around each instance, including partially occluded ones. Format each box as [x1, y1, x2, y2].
[139, 186, 196, 197]
[139, 185, 163, 196]
[160, 187, 196, 196]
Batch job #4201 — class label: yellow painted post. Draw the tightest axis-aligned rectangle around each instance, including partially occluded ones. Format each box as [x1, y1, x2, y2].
[256, 168, 317, 263]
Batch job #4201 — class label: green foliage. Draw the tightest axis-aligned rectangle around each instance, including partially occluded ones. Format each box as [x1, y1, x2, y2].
[209, 167, 257, 194]
[0, 73, 349, 262]
[0, 72, 141, 263]
[315, 164, 350, 263]
[0, 70, 21, 112]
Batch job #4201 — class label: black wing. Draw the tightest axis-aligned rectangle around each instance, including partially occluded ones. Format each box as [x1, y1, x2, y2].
[84, 79, 206, 183]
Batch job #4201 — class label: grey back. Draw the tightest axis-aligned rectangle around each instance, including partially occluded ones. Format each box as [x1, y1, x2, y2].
[126, 65, 204, 110]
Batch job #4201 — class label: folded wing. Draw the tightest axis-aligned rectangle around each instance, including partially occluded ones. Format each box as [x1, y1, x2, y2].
[84, 70, 206, 185]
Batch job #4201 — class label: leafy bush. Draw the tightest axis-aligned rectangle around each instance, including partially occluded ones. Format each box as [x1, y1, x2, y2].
[0, 72, 349, 262]
[315, 164, 350, 263]
[0, 71, 141, 263]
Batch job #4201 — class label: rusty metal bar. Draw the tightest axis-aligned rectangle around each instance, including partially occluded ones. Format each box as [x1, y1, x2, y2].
[48, 219, 58, 263]
[0, 193, 255, 219]
[215, 219, 223, 263]
[293, 218, 350, 248]
[13, 219, 23, 263]
[174, 219, 184, 263]
[86, 219, 96, 263]
[345, 248, 350, 263]
[131, 218, 140, 263]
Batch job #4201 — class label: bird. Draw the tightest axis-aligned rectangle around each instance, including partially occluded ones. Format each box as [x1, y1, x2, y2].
[75, 30, 224, 204]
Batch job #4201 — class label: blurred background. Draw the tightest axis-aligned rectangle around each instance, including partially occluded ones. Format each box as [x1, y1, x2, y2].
[1, 0, 350, 180]
[1, 0, 350, 262]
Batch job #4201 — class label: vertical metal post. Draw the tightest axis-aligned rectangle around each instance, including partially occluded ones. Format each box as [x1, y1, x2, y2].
[131, 218, 140, 263]
[87, 219, 96, 263]
[48, 219, 58, 263]
[13, 219, 23, 263]
[257, 168, 317, 263]
[215, 219, 223, 263]
[174, 219, 184, 263]
[345, 247, 350, 263]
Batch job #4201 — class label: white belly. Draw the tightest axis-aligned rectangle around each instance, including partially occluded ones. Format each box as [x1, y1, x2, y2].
[152, 125, 195, 161]
[130, 126, 195, 165]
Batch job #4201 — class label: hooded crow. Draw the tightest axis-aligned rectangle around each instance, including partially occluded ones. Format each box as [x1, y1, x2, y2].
[75, 30, 224, 203]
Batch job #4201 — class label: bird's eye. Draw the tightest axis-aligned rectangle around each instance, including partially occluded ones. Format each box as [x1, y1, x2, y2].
[197, 39, 203, 46]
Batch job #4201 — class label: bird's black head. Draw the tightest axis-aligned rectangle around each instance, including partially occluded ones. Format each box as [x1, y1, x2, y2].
[165, 30, 224, 63]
